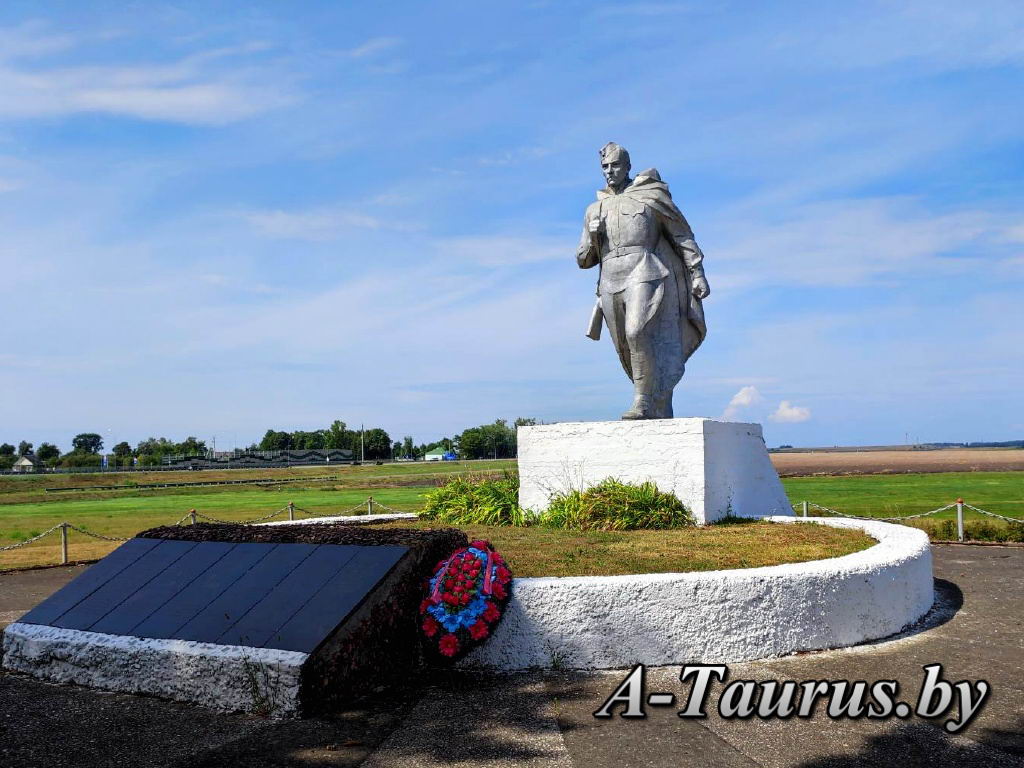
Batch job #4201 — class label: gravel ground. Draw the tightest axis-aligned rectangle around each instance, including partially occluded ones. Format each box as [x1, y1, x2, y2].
[0, 667, 429, 768]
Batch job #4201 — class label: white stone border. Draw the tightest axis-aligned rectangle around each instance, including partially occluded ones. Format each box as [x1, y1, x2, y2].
[2, 623, 307, 717]
[464, 517, 934, 670]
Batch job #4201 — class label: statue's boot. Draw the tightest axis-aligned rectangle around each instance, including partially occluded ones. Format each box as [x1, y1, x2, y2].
[622, 393, 654, 420]
[652, 393, 673, 419]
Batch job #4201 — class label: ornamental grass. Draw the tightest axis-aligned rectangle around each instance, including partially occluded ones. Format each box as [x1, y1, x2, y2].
[421, 473, 694, 531]
[420, 471, 533, 527]
[542, 478, 695, 531]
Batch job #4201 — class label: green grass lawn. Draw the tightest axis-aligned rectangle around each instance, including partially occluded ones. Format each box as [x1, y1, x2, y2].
[781, 472, 1024, 542]
[1, 487, 427, 533]
[0, 460, 517, 505]
[781, 472, 1024, 520]
[0, 488, 430, 568]
[2, 468, 1021, 570]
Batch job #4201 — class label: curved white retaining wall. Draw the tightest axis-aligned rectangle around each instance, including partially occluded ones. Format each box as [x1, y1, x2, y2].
[464, 517, 934, 670]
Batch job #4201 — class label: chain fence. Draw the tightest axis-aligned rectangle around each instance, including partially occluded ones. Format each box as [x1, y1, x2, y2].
[963, 503, 1024, 526]
[8, 494, 1022, 567]
[0, 524, 66, 552]
[0, 496, 414, 566]
[794, 498, 1024, 542]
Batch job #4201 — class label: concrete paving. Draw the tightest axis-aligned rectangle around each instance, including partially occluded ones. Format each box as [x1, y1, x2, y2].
[0, 544, 1021, 767]
[0, 562, 87, 629]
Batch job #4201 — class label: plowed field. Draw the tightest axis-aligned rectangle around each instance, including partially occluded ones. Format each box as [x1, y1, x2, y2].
[771, 448, 1024, 476]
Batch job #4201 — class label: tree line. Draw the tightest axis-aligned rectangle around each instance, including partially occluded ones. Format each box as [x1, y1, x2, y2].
[1, 417, 539, 470]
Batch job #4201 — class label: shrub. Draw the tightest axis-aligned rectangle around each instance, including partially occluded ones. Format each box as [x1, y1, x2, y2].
[421, 474, 695, 531]
[911, 518, 1024, 543]
[541, 478, 695, 531]
[420, 471, 532, 527]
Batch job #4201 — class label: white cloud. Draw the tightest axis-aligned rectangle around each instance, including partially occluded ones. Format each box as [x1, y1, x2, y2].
[722, 385, 762, 420]
[346, 36, 402, 59]
[998, 225, 1024, 244]
[241, 207, 383, 240]
[476, 145, 553, 167]
[783, 1, 1024, 73]
[0, 26, 289, 124]
[0, 23, 75, 59]
[437, 234, 572, 267]
[769, 401, 812, 423]
[711, 197, 1011, 290]
[594, 3, 702, 18]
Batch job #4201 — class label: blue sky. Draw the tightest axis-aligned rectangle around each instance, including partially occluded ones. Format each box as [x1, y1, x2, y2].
[1, 1, 1022, 451]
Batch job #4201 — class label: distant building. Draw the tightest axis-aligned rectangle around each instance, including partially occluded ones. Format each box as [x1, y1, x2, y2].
[424, 448, 457, 462]
[12, 455, 40, 473]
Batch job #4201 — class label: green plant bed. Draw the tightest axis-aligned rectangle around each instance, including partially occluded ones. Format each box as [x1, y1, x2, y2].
[420, 471, 528, 526]
[371, 519, 875, 577]
[420, 472, 695, 531]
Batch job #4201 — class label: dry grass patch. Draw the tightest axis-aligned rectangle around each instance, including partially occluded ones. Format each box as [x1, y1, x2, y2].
[372, 519, 875, 577]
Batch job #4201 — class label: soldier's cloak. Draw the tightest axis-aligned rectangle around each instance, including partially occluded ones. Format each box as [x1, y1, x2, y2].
[595, 168, 707, 363]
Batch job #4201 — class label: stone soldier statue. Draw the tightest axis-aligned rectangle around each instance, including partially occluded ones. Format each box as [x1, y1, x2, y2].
[577, 142, 709, 419]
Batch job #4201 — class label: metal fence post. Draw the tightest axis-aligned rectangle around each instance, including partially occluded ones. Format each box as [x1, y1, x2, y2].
[956, 498, 964, 542]
[802, 501, 809, 518]
[288, 502, 295, 521]
[367, 496, 374, 515]
[189, 509, 197, 525]
[60, 522, 68, 564]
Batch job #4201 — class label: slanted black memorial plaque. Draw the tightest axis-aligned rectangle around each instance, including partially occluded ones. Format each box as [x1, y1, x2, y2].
[20, 539, 407, 653]
[11, 523, 469, 715]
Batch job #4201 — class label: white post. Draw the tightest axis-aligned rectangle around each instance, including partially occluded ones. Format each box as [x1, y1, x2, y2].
[60, 523, 68, 564]
[288, 502, 295, 521]
[189, 509, 197, 525]
[367, 496, 373, 515]
[801, 500, 808, 518]
[956, 498, 964, 543]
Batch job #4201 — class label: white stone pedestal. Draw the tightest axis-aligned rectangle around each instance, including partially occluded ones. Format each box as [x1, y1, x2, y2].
[517, 418, 792, 524]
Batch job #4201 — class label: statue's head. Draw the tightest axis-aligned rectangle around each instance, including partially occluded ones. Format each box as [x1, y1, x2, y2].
[599, 142, 631, 189]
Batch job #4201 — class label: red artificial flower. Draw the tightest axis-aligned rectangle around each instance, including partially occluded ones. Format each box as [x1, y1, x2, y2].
[482, 602, 501, 622]
[439, 633, 459, 657]
[422, 616, 439, 637]
[492, 582, 506, 599]
[470, 540, 489, 550]
[445, 579, 454, 589]
[496, 566, 511, 582]
[459, 593, 470, 605]
[420, 598, 431, 613]
[469, 619, 489, 640]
